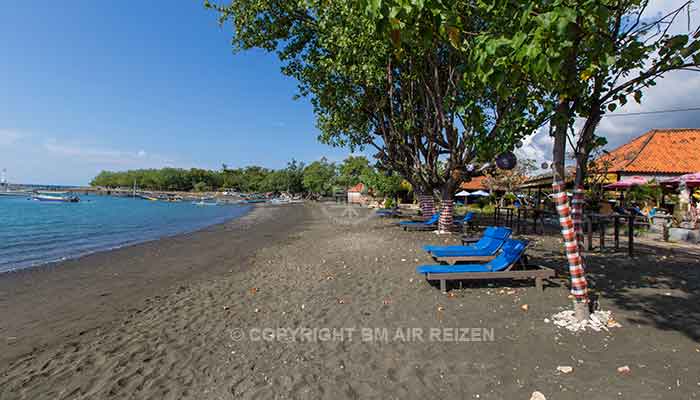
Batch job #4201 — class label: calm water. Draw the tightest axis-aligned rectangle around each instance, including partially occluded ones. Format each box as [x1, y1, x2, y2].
[0, 195, 251, 272]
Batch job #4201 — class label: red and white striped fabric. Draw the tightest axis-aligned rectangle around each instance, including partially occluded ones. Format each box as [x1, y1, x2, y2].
[571, 186, 586, 251]
[438, 199, 454, 232]
[417, 193, 436, 220]
[552, 180, 588, 299]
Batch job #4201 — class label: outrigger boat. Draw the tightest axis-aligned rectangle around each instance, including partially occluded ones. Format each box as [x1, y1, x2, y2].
[33, 194, 80, 203]
[137, 194, 159, 201]
[0, 191, 30, 197]
[193, 197, 218, 206]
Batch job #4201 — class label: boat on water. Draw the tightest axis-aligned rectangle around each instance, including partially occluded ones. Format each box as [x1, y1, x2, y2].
[37, 190, 69, 195]
[193, 197, 218, 206]
[193, 200, 218, 206]
[33, 194, 80, 203]
[137, 194, 159, 201]
[0, 191, 31, 197]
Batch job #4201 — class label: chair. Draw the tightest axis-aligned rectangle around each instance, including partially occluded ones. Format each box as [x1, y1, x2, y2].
[399, 213, 440, 231]
[454, 211, 476, 232]
[422, 226, 511, 260]
[416, 240, 554, 293]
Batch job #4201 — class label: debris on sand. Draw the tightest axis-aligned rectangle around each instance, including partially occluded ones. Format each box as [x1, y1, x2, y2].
[556, 366, 573, 374]
[520, 304, 529, 312]
[617, 365, 631, 375]
[530, 391, 546, 400]
[549, 310, 622, 333]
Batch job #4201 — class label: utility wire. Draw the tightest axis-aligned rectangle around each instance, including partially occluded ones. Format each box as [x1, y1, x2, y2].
[601, 106, 700, 118]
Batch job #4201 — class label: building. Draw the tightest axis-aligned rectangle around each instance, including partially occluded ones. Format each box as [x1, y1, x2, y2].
[347, 183, 367, 204]
[597, 128, 700, 182]
[459, 176, 489, 191]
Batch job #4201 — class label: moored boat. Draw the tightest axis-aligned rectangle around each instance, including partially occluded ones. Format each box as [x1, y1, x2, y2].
[33, 194, 80, 203]
[0, 191, 31, 197]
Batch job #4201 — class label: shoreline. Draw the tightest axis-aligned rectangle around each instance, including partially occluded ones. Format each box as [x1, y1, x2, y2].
[0, 203, 309, 365]
[2, 204, 699, 399]
[0, 199, 255, 274]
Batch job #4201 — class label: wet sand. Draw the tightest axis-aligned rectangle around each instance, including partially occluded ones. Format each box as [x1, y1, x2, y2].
[1, 204, 699, 399]
[0, 204, 306, 365]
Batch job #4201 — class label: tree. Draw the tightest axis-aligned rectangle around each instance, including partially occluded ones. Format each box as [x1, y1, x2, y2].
[483, 159, 537, 206]
[337, 156, 372, 188]
[468, 0, 700, 319]
[360, 169, 404, 202]
[302, 158, 337, 196]
[208, 1, 545, 231]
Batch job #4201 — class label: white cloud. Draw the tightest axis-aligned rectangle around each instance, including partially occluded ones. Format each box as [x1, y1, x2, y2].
[0, 129, 21, 146]
[43, 139, 172, 167]
[516, 127, 551, 168]
[641, 0, 696, 22]
[516, 19, 700, 174]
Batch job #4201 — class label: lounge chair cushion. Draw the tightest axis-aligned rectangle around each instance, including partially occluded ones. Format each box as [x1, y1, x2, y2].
[416, 240, 526, 274]
[400, 213, 440, 226]
[423, 226, 511, 254]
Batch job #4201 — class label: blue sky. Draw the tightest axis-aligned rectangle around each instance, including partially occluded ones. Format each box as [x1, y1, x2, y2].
[0, 1, 355, 185]
[1, 1, 699, 185]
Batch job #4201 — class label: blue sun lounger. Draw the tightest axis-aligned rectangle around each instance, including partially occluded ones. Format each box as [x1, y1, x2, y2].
[453, 211, 475, 228]
[416, 240, 554, 293]
[422, 226, 511, 263]
[399, 213, 440, 231]
[376, 208, 401, 218]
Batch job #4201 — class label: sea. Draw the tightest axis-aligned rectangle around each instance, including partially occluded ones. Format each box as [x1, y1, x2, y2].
[0, 194, 252, 272]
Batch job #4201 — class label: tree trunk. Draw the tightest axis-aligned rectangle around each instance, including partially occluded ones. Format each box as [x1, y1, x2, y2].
[552, 101, 590, 321]
[416, 192, 436, 220]
[437, 179, 457, 233]
[438, 199, 454, 233]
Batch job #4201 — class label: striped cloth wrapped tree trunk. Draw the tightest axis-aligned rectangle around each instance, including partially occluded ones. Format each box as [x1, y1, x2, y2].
[437, 199, 454, 233]
[417, 193, 436, 220]
[571, 186, 586, 251]
[552, 180, 588, 300]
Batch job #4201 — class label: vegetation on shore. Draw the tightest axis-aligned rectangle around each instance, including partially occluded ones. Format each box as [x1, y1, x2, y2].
[90, 155, 406, 198]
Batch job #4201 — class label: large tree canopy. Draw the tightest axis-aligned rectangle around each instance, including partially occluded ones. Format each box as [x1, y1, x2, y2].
[207, 0, 546, 230]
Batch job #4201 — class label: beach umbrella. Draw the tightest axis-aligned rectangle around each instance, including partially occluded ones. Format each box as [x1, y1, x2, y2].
[661, 172, 700, 187]
[548, 192, 573, 197]
[468, 190, 490, 197]
[603, 176, 650, 190]
[455, 190, 471, 197]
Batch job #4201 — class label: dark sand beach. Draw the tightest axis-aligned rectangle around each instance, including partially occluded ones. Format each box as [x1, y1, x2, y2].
[1, 203, 699, 399]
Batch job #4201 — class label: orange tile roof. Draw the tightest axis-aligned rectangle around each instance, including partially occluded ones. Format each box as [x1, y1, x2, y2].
[460, 176, 488, 190]
[598, 129, 700, 174]
[347, 183, 364, 193]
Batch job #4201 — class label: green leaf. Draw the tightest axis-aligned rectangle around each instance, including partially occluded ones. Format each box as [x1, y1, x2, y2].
[608, 103, 617, 112]
[633, 90, 642, 104]
[665, 35, 689, 50]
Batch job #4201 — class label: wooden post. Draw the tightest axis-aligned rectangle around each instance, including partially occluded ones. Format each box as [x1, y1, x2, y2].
[587, 216, 593, 251]
[663, 220, 669, 242]
[614, 216, 620, 251]
[628, 216, 635, 257]
[599, 218, 605, 250]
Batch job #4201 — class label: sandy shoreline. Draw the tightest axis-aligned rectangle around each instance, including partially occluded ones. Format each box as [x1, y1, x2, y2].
[1, 203, 699, 399]
[0, 204, 307, 365]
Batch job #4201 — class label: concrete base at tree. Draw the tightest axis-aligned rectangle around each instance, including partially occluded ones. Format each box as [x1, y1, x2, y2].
[668, 228, 700, 244]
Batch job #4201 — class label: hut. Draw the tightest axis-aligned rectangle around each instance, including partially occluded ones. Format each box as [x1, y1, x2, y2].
[595, 128, 700, 183]
[347, 183, 368, 204]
